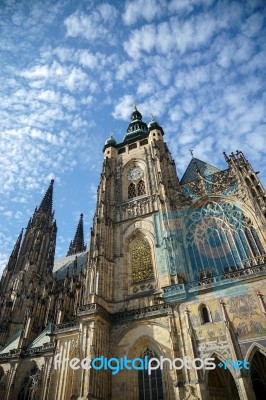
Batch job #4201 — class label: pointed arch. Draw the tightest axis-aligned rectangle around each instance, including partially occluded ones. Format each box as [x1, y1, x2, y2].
[205, 354, 240, 400]
[184, 201, 265, 277]
[138, 347, 164, 400]
[17, 364, 41, 400]
[137, 180, 146, 195]
[0, 366, 6, 395]
[111, 325, 175, 400]
[127, 335, 166, 400]
[199, 303, 212, 324]
[131, 235, 154, 282]
[128, 182, 136, 199]
[245, 343, 266, 399]
[245, 342, 266, 362]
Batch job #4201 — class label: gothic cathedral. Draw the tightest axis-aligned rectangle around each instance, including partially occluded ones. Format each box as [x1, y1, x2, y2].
[1, 107, 266, 400]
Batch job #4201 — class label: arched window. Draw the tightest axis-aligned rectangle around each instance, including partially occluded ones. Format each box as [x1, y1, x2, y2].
[208, 357, 240, 399]
[139, 348, 164, 400]
[199, 304, 211, 324]
[184, 202, 265, 276]
[251, 175, 257, 184]
[250, 351, 266, 399]
[0, 367, 6, 394]
[251, 227, 265, 255]
[131, 236, 154, 282]
[137, 180, 146, 195]
[18, 365, 40, 400]
[128, 183, 136, 199]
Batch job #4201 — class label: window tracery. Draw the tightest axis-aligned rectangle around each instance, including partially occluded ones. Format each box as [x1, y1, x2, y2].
[131, 236, 154, 282]
[137, 180, 146, 195]
[185, 202, 265, 274]
[127, 166, 146, 199]
[18, 365, 40, 400]
[128, 183, 136, 199]
[139, 348, 164, 400]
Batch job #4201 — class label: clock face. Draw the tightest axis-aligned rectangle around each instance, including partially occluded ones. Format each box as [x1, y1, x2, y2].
[127, 167, 144, 181]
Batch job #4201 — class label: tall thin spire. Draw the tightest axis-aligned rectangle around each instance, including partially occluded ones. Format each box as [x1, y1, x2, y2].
[7, 229, 23, 270]
[38, 179, 54, 214]
[67, 213, 86, 256]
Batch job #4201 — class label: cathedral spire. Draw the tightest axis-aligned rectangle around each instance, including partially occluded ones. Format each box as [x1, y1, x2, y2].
[38, 179, 54, 214]
[7, 229, 23, 268]
[67, 213, 86, 256]
[0, 229, 24, 294]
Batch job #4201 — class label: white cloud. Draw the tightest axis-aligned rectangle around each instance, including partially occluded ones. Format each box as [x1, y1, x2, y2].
[115, 60, 139, 80]
[64, 4, 118, 43]
[0, 0, 265, 273]
[168, 0, 214, 14]
[168, 104, 183, 122]
[137, 80, 158, 97]
[124, 14, 217, 58]
[183, 97, 196, 114]
[112, 95, 135, 120]
[242, 12, 265, 38]
[20, 61, 90, 92]
[78, 50, 98, 69]
[123, 0, 163, 25]
[124, 24, 156, 59]
[81, 95, 93, 105]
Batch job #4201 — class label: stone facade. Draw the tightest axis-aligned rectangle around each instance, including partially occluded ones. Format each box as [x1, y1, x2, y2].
[0, 107, 266, 399]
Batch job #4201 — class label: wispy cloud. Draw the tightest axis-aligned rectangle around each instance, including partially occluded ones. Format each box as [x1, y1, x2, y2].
[0, 0, 265, 275]
[64, 3, 118, 44]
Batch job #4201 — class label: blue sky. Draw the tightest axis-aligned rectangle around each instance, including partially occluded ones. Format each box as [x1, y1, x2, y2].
[0, 0, 266, 275]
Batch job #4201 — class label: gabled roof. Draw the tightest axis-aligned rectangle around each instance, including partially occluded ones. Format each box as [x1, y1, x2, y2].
[53, 250, 88, 280]
[180, 157, 221, 185]
[0, 329, 21, 354]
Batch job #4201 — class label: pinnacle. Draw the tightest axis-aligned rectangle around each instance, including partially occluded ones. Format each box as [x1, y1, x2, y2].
[67, 213, 86, 256]
[38, 179, 54, 214]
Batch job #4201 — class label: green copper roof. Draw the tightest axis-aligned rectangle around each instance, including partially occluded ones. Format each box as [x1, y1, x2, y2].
[148, 115, 160, 129]
[28, 323, 52, 348]
[105, 131, 117, 146]
[180, 158, 221, 184]
[0, 329, 22, 354]
[123, 106, 148, 142]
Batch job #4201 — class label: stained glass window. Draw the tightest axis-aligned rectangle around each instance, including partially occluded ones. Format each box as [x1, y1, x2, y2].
[138, 180, 146, 195]
[184, 202, 265, 275]
[139, 348, 164, 400]
[131, 237, 154, 282]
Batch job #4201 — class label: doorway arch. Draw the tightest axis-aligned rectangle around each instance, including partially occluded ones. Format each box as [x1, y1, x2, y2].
[250, 350, 266, 399]
[207, 357, 240, 399]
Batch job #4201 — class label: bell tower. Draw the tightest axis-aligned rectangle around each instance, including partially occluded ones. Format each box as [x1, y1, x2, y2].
[85, 106, 179, 307]
[0, 180, 57, 347]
